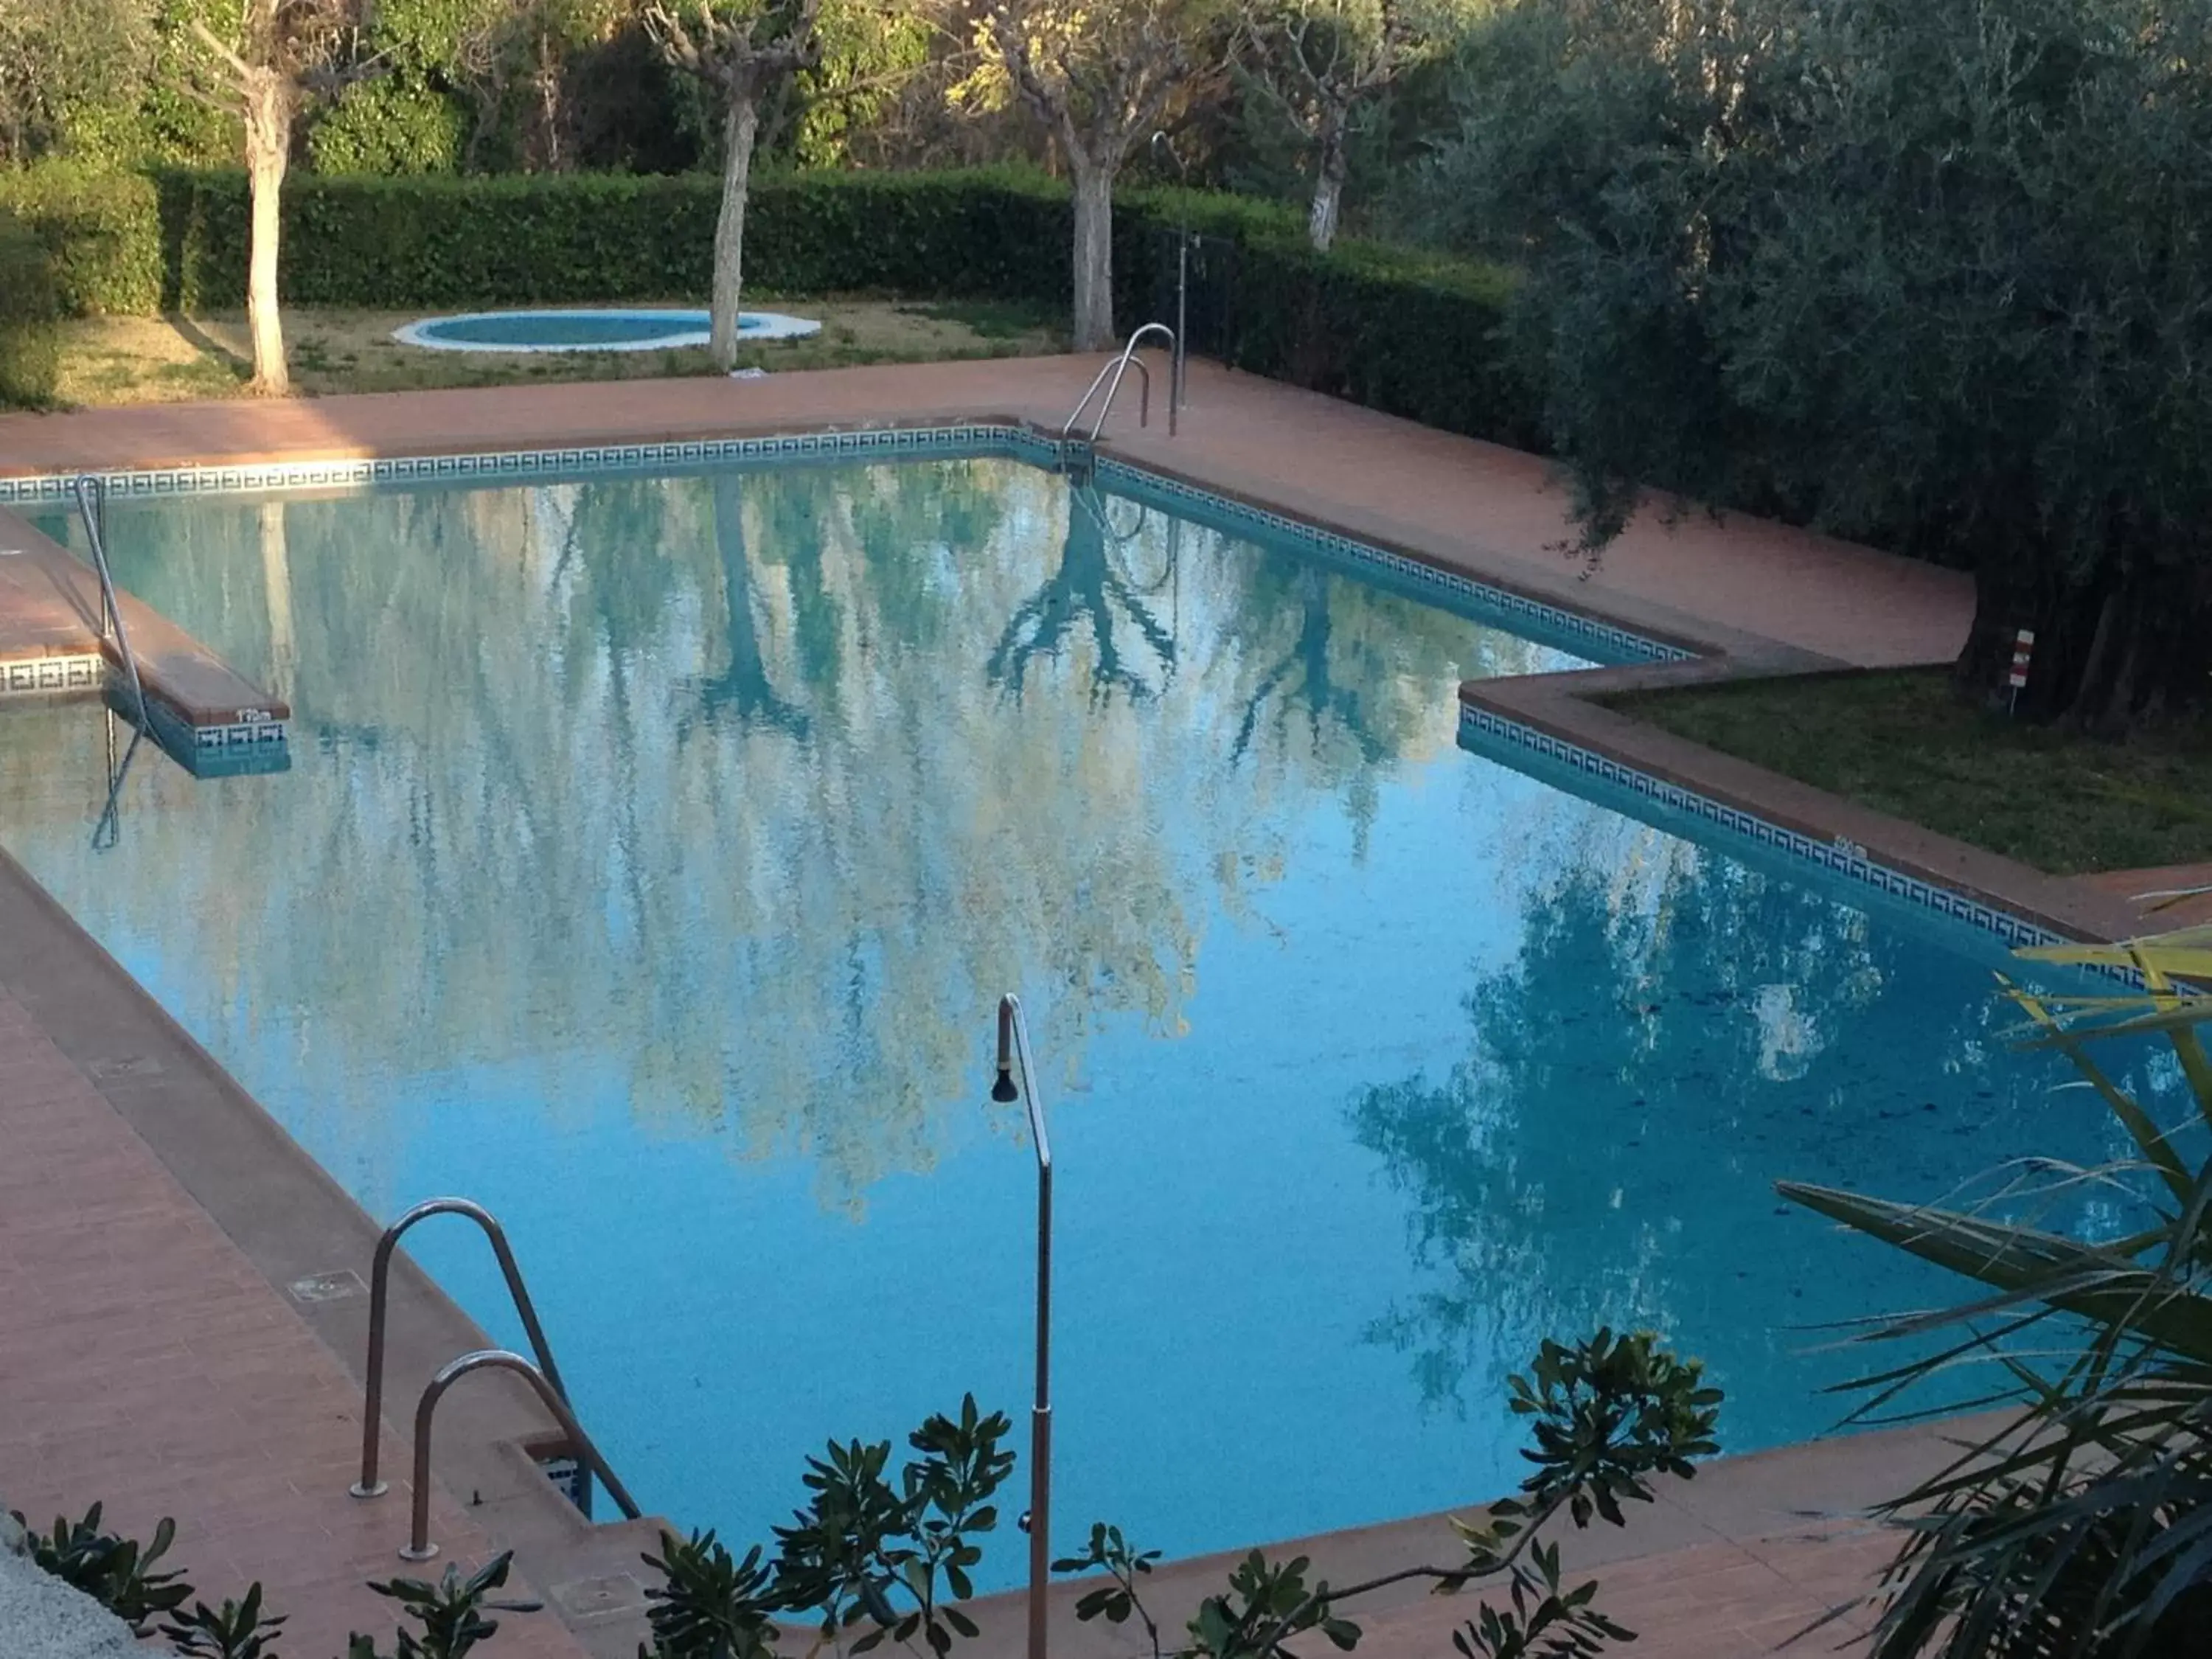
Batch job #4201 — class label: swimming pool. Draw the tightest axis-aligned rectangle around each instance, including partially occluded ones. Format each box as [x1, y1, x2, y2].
[394, 308, 822, 352]
[0, 446, 2176, 1586]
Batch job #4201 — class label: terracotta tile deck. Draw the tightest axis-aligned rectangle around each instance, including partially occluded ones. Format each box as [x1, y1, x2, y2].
[0, 987, 592, 1659]
[0, 358, 2047, 1657]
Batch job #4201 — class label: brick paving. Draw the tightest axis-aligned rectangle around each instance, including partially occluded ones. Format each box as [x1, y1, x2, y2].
[0, 988, 591, 1659]
[0, 358, 2034, 1656]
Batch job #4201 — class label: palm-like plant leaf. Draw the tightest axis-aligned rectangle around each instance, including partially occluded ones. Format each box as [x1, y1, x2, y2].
[1783, 926, 2212, 1658]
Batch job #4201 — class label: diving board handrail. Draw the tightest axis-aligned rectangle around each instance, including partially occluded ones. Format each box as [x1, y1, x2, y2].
[1064, 323, 1178, 443]
[69, 476, 147, 730]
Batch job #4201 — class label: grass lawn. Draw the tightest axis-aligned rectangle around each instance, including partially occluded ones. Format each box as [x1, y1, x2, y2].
[1610, 668, 2212, 875]
[49, 295, 1068, 406]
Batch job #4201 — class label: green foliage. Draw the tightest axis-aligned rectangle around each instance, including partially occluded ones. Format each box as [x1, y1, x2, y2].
[773, 1394, 1015, 1656]
[0, 163, 167, 315]
[349, 1551, 542, 1659]
[309, 77, 469, 174]
[1054, 1329, 1719, 1659]
[787, 0, 931, 167]
[0, 0, 156, 166]
[1781, 928, 2212, 1658]
[17, 1505, 193, 1635]
[163, 1582, 288, 1659]
[1057, 1523, 1163, 1641]
[0, 206, 62, 408]
[1504, 1329, 1722, 1528]
[1421, 0, 2212, 725]
[635, 1397, 1014, 1659]
[640, 1530, 780, 1659]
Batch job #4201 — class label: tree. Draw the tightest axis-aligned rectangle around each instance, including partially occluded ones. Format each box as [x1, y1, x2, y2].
[642, 0, 822, 372]
[958, 0, 1231, 349]
[1423, 0, 2212, 731]
[177, 0, 377, 395]
[1242, 0, 1472, 250]
[0, 0, 156, 164]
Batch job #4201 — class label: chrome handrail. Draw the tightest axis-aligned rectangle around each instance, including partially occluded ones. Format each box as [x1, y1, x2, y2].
[69, 476, 147, 729]
[398, 1349, 641, 1561]
[1064, 323, 1178, 442]
[1065, 355, 1150, 440]
[352, 1198, 571, 1500]
[990, 995, 1052, 1659]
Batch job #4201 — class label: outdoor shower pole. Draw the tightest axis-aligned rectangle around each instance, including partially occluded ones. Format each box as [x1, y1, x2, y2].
[1152, 131, 1190, 418]
[992, 995, 1052, 1659]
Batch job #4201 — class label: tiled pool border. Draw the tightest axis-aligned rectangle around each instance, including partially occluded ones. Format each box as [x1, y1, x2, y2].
[10, 418, 2120, 967]
[1458, 701, 2138, 982]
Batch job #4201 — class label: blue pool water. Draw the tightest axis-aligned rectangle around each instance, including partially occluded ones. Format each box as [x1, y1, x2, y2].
[0, 453, 2183, 1584]
[398, 309, 813, 352]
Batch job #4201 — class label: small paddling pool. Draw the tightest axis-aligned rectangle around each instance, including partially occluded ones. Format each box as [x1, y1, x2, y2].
[393, 308, 821, 352]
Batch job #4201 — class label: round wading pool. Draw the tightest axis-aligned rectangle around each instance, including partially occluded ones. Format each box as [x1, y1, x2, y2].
[393, 307, 821, 352]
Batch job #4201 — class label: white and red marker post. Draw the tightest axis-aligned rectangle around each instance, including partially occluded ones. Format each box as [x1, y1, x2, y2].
[2008, 627, 2036, 715]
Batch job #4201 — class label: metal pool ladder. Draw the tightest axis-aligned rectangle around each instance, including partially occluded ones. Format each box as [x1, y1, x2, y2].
[69, 476, 148, 730]
[1065, 323, 1179, 442]
[349, 1197, 641, 1560]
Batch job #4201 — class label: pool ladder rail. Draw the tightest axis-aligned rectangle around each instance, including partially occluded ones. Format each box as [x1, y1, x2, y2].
[349, 1197, 641, 1561]
[1064, 323, 1180, 444]
[69, 475, 150, 732]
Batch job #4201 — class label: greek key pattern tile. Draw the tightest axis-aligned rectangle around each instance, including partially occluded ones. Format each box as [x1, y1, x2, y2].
[1, 653, 104, 696]
[1458, 701, 2132, 977]
[0, 425, 1028, 505]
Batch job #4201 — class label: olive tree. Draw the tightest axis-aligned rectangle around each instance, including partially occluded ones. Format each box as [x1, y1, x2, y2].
[957, 0, 1233, 349]
[1425, 0, 2212, 730]
[177, 0, 378, 395]
[1243, 0, 1478, 250]
[642, 0, 821, 372]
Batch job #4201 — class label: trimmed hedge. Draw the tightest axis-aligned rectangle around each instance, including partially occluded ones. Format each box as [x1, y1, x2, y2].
[0, 163, 1534, 443]
[0, 207, 62, 409]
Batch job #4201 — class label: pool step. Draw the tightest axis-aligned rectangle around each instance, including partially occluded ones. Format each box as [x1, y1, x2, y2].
[0, 507, 291, 776]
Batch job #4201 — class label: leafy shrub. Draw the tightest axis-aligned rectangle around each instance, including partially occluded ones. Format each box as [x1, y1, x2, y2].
[349, 1553, 542, 1659]
[164, 1582, 288, 1659]
[0, 205, 62, 408]
[641, 1337, 1719, 1659]
[18, 1504, 192, 1634]
[15, 1503, 537, 1659]
[309, 79, 469, 176]
[0, 163, 163, 316]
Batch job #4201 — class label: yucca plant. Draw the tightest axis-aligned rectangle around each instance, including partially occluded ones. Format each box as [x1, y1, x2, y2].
[1781, 924, 2212, 1658]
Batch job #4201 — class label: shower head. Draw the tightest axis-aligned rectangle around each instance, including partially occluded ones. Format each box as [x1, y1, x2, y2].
[992, 998, 1020, 1102]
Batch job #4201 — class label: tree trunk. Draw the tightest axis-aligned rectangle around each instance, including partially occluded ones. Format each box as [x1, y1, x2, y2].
[1955, 550, 2212, 731]
[1070, 160, 1116, 352]
[242, 75, 291, 398]
[711, 89, 759, 374]
[1309, 105, 1349, 253]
